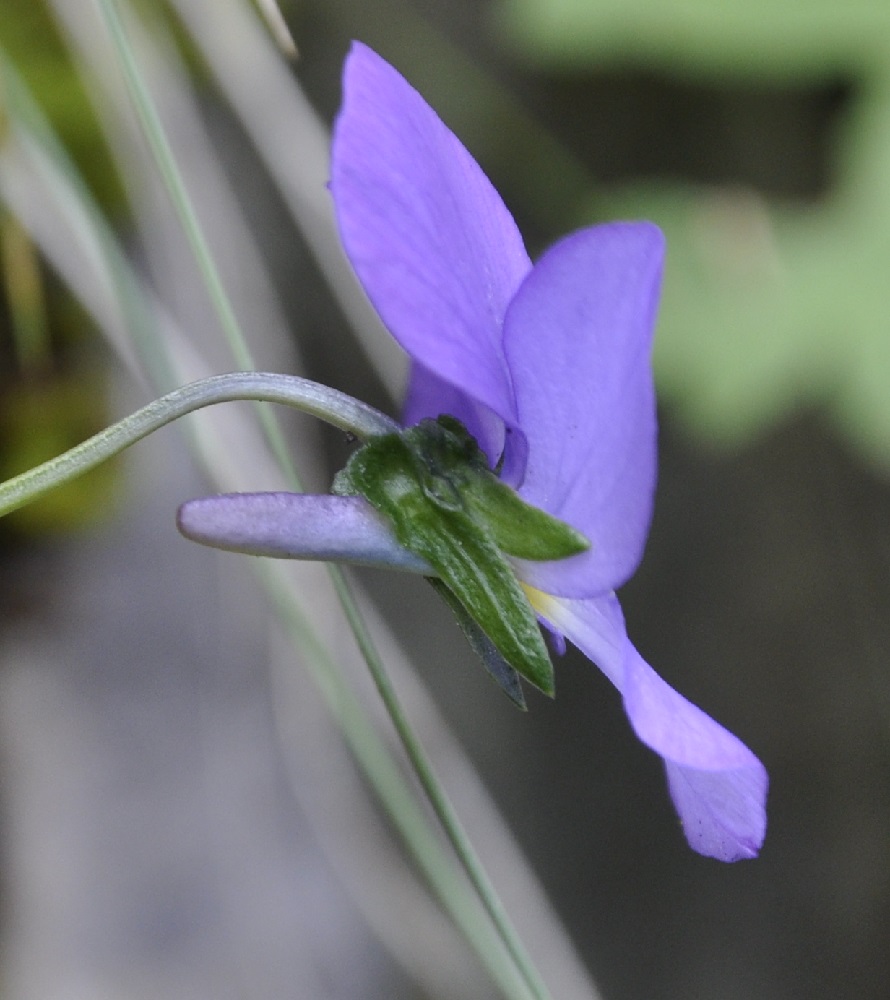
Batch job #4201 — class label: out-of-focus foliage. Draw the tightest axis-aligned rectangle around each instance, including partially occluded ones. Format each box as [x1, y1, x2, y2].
[497, 0, 890, 471]
[0, 0, 119, 203]
[0, 1, 123, 535]
[496, 0, 889, 75]
[0, 372, 118, 535]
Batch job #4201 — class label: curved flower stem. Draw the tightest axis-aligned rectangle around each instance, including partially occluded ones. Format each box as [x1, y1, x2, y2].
[0, 372, 398, 519]
[0, 365, 550, 999]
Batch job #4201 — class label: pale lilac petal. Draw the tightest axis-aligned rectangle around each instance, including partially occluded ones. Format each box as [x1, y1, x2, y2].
[331, 42, 529, 440]
[536, 591, 768, 861]
[177, 493, 431, 572]
[506, 223, 664, 598]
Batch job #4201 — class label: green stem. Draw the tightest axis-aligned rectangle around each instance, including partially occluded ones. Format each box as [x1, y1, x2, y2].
[0, 372, 398, 519]
[96, 0, 247, 371]
[71, 7, 556, 997]
[0, 354, 552, 996]
[260, 559, 534, 1000]
[94, 0, 299, 487]
[327, 566, 552, 1000]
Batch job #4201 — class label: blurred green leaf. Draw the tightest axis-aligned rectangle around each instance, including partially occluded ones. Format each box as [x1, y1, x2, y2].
[498, 0, 890, 472]
[497, 0, 890, 75]
[0, 374, 118, 536]
[1, 211, 52, 373]
[0, 0, 121, 207]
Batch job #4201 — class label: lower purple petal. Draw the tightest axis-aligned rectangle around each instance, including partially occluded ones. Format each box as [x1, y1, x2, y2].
[665, 761, 767, 862]
[623, 642, 768, 860]
[535, 590, 768, 861]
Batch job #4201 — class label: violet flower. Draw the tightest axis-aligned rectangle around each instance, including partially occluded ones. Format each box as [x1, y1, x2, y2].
[179, 42, 767, 861]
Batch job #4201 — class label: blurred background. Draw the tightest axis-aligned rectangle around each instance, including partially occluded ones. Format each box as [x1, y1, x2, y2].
[1, 0, 889, 998]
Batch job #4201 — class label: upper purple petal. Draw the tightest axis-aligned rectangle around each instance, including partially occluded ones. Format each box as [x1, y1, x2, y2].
[505, 223, 664, 598]
[331, 42, 530, 448]
[538, 591, 768, 861]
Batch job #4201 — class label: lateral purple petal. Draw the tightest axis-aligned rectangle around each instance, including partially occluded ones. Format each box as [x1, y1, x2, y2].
[506, 223, 663, 598]
[177, 493, 431, 572]
[538, 592, 768, 861]
[331, 42, 529, 440]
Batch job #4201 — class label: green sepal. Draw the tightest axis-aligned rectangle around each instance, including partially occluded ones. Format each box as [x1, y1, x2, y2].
[428, 579, 527, 709]
[396, 415, 589, 561]
[334, 424, 555, 696]
[462, 470, 589, 561]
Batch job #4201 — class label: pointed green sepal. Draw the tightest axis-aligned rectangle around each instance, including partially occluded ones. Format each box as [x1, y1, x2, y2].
[462, 470, 589, 561]
[396, 414, 589, 560]
[334, 423, 556, 696]
[429, 579, 527, 709]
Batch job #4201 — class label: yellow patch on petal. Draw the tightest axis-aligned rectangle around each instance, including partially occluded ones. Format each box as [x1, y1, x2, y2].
[520, 582, 558, 619]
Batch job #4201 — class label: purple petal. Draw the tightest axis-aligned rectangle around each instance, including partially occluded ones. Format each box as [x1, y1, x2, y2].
[664, 761, 768, 862]
[536, 591, 768, 861]
[403, 362, 506, 466]
[505, 223, 664, 598]
[177, 493, 431, 572]
[331, 42, 529, 445]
